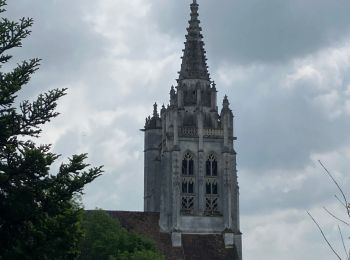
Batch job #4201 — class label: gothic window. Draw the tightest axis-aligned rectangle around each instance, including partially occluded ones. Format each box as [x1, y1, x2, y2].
[182, 178, 194, 194]
[205, 154, 220, 215]
[205, 180, 218, 195]
[182, 152, 194, 175]
[181, 152, 195, 214]
[206, 154, 217, 176]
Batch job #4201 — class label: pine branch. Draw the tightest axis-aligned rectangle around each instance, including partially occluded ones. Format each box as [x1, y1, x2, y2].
[56, 154, 103, 196]
[17, 88, 67, 137]
[0, 0, 6, 13]
[0, 17, 34, 60]
[0, 88, 67, 144]
[0, 59, 41, 108]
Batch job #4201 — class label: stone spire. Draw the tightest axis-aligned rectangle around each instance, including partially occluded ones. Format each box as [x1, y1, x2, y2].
[178, 0, 210, 81]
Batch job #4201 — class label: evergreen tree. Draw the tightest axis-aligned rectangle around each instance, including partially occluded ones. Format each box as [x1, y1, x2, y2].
[0, 1, 103, 258]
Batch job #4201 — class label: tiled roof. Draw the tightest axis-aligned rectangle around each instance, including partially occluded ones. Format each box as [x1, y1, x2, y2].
[106, 211, 238, 260]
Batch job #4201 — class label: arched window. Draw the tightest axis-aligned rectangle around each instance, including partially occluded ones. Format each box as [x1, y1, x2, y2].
[206, 154, 217, 176]
[182, 152, 194, 175]
[206, 180, 218, 195]
[182, 179, 194, 194]
[205, 154, 220, 215]
[181, 152, 195, 214]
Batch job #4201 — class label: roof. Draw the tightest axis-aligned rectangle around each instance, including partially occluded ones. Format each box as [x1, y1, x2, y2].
[106, 211, 238, 260]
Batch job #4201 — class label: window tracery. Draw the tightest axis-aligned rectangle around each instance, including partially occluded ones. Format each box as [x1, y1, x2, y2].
[205, 179, 218, 195]
[181, 152, 195, 214]
[206, 154, 217, 176]
[182, 152, 194, 176]
[205, 153, 220, 215]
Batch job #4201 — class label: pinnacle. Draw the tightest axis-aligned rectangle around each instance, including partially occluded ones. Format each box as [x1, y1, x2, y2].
[223, 95, 230, 110]
[153, 103, 159, 118]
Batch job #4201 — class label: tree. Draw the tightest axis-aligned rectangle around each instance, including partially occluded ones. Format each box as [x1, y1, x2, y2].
[0, 1, 103, 259]
[78, 210, 164, 260]
[308, 161, 350, 260]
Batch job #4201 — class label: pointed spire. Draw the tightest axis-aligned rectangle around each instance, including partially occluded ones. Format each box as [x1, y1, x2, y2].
[178, 0, 210, 81]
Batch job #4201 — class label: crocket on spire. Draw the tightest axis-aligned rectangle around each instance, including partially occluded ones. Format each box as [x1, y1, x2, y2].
[178, 0, 210, 81]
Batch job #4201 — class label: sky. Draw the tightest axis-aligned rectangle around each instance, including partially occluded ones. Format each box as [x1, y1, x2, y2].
[5, 0, 350, 259]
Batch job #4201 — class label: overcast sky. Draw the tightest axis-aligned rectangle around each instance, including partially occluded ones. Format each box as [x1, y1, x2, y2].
[6, 0, 350, 259]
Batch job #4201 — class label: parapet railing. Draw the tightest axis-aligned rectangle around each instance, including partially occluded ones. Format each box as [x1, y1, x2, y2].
[179, 127, 198, 137]
[203, 128, 224, 138]
[179, 127, 224, 138]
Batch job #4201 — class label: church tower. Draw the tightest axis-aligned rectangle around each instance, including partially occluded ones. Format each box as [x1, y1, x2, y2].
[143, 1, 242, 259]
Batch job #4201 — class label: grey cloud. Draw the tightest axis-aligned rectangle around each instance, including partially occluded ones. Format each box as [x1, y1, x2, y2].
[6, 0, 179, 111]
[212, 61, 350, 172]
[6, 0, 111, 95]
[240, 167, 340, 215]
[236, 86, 350, 171]
[52, 110, 145, 210]
[150, 0, 350, 64]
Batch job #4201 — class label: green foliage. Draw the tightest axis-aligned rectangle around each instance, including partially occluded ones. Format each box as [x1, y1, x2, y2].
[0, 1, 103, 259]
[79, 210, 164, 260]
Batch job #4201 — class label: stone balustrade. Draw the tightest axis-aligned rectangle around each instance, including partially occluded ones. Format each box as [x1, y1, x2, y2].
[179, 127, 224, 138]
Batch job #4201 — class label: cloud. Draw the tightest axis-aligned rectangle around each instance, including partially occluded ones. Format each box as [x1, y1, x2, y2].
[242, 147, 350, 260]
[243, 205, 345, 260]
[149, 0, 350, 64]
[215, 40, 350, 171]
